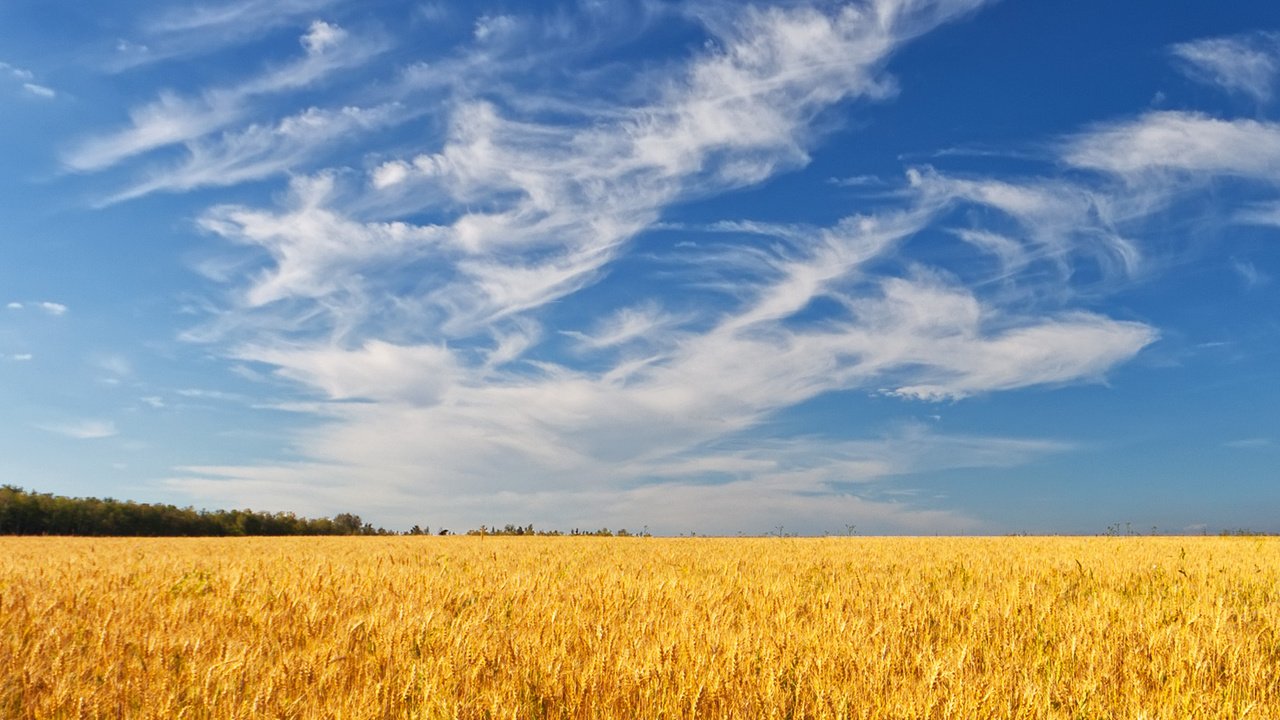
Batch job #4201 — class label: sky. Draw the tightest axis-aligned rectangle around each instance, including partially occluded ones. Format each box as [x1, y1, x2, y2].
[1, 0, 1278, 535]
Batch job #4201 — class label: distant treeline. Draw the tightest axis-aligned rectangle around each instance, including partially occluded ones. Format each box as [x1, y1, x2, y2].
[0, 486, 393, 536]
[0, 486, 647, 538]
[465, 523, 648, 537]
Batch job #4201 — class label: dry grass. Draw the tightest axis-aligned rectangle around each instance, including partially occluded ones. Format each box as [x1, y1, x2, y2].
[2, 536, 1278, 719]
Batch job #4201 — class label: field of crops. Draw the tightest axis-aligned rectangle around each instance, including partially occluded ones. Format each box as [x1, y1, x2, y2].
[2, 536, 1278, 719]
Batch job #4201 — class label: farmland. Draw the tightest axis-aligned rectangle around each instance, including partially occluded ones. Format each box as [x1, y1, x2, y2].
[2, 536, 1278, 719]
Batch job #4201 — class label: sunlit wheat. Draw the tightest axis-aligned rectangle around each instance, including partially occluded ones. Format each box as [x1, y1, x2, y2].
[2, 536, 1277, 718]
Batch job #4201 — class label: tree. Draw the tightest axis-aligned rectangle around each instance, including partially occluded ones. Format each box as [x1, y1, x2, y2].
[332, 513, 363, 534]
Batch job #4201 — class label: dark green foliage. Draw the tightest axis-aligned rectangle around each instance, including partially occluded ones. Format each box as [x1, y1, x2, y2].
[0, 485, 392, 536]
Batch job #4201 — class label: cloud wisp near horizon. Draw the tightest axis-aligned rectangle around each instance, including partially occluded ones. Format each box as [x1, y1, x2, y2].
[3, 0, 1279, 534]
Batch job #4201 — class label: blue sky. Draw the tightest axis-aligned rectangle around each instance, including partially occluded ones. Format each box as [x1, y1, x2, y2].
[1, 0, 1278, 534]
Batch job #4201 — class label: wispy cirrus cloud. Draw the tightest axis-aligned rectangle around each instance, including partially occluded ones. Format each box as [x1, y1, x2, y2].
[102, 103, 409, 205]
[110, 0, 345, 69]
[1231, 258, 1270, 288]
[197, 173, 447, 309]
[1171, 31, 1280, 103]
[148, 0, 341, 36]
[35, 420, 118, 439]
[561, 303, 689, 352]
[66, 20, 386, 174]
[5, 301, 68, 316]
[0, 61, 56, 99]
[64, 92, 243, 173]
[22, 84, 56, 99]
[1057, 110, 1280, 280]
[340, 0, 996, 332]
[1064, 111, 1280, 178]
[907, 167, 1145, 286]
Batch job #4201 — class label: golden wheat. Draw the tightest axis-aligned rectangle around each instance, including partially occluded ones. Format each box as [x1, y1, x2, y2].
[1, 536, 1278, 719]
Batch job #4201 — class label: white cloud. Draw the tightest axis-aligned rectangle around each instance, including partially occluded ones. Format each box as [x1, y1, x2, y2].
[116, 39, 149, 55]
[1171, 32, 1280, 102]
[474, 15, 519, 42]
[370, 160, 411, 189]
[244, 340, 459, 404]
[115, 0, 343, 68]
[198, 173, 446, 307]
[66, 22, 384, 174]
[950, 228, 1028, 274]
[1, 62, 56, 99]
[881, 306, 1158, 401]
[2, 301, 69, 315]
[338, 0, 999, 332]
[301, 20, 347, 54]
[1054, 112, 1280, 290]
[830, 174, 886, 187]
[102, 103, 407, 204]
[1064, 111, 1280, 178]
[1231, 258, 1269, 288]
[909, 167, 1144, 282]
[147, 0, 339, 35]
[212, 0, 917, 323]
[65, 92, 242, 172]
[35, 420, 119, 439]
[561, 303, 686, 351]
[22, 83, 56, 99]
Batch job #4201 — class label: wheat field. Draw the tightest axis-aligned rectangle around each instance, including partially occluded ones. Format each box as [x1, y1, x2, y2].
[1, 536, 1278, 719]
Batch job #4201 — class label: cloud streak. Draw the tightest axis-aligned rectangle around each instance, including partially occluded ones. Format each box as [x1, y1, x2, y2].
[35, 420, 118, 440]
[1064, 112, 1280, 178]
[1, 61, 56, 99]
[65, 21, 386, 174]
[110, 0, 345, 69]
[1171, 31, 1280, 103]
[103, 103, 408, 204]
[5, 301, 68, 316]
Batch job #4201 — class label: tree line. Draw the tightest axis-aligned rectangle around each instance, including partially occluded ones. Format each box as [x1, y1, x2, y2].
[0, 486, 649, 537]
[0, 485, 393, 536]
